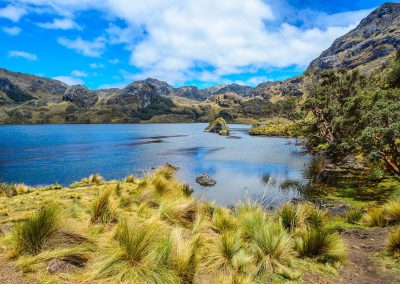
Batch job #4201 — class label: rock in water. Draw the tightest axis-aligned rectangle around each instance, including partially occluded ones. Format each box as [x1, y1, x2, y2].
[205, 117, 229, 136]
[196, 174, 217, 186]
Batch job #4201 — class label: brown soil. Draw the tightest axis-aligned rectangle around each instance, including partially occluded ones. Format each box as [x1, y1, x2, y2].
[0, 256, 33, 284]
[305, 228, 400, 284]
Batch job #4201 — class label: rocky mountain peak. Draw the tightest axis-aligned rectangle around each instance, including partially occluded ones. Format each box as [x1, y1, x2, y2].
[308, 2, 400, 72]
[62, 85, 98, 108]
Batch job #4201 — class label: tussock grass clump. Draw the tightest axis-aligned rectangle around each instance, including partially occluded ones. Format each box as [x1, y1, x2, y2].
[387, 227, 400, 256]
[346, 208, 363, 224]
[92, 219, 178, 283]
[169, 228, 202, 283]
[88, 173, 104, 185]
[13, 205, 62, 255]
[158, 200, 198, 227]
[363, 207, 386, 227]
[251, 221, 293, 274]
[155, 164, 177, 181]
[0, 183, 17, 197]
[235, 201, 266, 240]
[125, 175, 137, 184]
[278, 202, 326, 232]
[152, 175, 171, 195]
[383, 200, 400, 225]
[114, 183, 121, 196]
[212, 207, 237, 233]
[90, 190, 114, 224]
[206, 230, 253, 274]
[295, 228, 347, 264]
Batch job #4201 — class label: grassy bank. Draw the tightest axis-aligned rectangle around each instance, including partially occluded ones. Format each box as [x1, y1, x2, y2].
[0, 166, 399, 283]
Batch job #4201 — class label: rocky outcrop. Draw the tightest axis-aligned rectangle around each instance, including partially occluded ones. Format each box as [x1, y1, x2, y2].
[196, 174, 217, 186]
[213, 83, 252, 96]
[0, 78, 34, 103]
[205, 117, 229, 135]
[63, 85, 98, 108]
[308, 3, 400, 73]
[249, 76, 304, 100]
[106, 81, 157, 109]
[145, 78, 175, 96]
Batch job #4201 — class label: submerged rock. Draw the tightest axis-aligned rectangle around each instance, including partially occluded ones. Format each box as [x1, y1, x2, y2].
[196, 174, 217, 186]
[205, 117, 229, 136]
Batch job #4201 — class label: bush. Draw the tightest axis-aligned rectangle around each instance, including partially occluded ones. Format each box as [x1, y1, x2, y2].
[295, 228, 347, 263]
[90, 190, 113, 224]
[13, 205, 62, 255]
[387, 227, 400, 255]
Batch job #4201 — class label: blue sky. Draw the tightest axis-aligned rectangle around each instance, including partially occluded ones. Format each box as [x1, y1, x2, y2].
[0, 0, 396, 89]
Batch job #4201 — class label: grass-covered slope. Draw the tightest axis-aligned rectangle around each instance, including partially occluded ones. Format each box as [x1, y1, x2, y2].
[0, 165, 359, 283]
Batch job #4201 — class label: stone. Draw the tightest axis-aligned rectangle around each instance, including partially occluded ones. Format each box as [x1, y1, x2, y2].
[204, 117, 230, 136]
[63, 85, 98, 108]
[196, 174, 217, 186]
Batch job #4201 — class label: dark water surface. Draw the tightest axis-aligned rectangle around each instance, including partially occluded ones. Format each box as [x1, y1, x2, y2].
[0, 124, 313, 206]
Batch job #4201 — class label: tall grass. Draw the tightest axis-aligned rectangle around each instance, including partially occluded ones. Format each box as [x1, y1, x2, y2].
[363, 207, 386, 227]
[278, 203, 326, 232]
[212, 207, 237, 233]
[387, 227, 400, 255]
[251, 221, 293, 274]
[235, 201, 266, 240]
[88, 174, 104, 185]
[13, 205, 62, 255]
[384, 200, 400, 225]
[158, 200, 198, 227]
[295, 228, 347, 264]
[92, 219, 178, 283]
[90, 189, 113, 224]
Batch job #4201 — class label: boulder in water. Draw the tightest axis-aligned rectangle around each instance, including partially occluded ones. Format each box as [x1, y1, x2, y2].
[196, 174, 217, 186]
[204, 117, 229, 136]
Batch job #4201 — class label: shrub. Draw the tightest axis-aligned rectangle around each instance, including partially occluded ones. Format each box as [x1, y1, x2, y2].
[346, 209, 363, 224]
[387, 227, 400, 255]
[363, 207, 386, 227]
[13, 205, 62, 255]
[92, 220, 178, 283]
[90, 190, 113, 224]
[295, 228, 347, 263]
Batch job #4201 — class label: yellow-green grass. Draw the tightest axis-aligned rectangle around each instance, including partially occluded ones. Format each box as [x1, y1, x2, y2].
[0, 166, 352, 283]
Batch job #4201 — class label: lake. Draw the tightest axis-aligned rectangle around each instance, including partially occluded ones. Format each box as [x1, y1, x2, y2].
[0, 123, 313, 206]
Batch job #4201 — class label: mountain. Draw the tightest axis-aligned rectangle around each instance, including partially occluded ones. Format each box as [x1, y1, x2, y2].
[0, 68, 67, 105]
[308, 2, 400, 72]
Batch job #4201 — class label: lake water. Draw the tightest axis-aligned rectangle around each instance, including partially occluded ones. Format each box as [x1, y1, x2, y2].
[0, 124, 313, 206]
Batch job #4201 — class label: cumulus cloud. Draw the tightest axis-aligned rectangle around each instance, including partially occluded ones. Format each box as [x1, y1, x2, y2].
[8, 50, 37, 61]
[2, 26, 22, 35]
[0, 5, 27, 22]
[89, 63, 105, 69]
[58, 36, 106, 57]
[7, 0, 372, 84]
[71, 70, 88, 77]
[37, 18, 81, 30]
[52, 76, 84, 85]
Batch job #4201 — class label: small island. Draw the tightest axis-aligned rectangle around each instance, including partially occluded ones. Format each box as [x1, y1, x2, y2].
[204, 117, 230, 136]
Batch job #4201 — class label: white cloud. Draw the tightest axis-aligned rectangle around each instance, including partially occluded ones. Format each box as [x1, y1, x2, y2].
[2, 26, 22, 35]
[52, 76, 84, 85]
[109, 58, 120, 65]
[8, 50, 37, 61]
[71, 70, 88, 77]
[58, 36, 106, 57]
[9, 0, 371, 84]
[0, 5, 27, 22]
[37, 18, 81, 30]
[89, 63, 105, 69]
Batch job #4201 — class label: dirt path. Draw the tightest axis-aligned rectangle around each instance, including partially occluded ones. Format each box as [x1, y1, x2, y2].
[305, 228, 400, 284]
[0, 256, 33, 284]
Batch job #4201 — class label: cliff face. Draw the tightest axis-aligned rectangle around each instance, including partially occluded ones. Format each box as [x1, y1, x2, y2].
[308, 3, 400, 72]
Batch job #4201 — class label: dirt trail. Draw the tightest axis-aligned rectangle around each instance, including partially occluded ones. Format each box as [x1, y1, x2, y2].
[305, 228, 400, 284]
